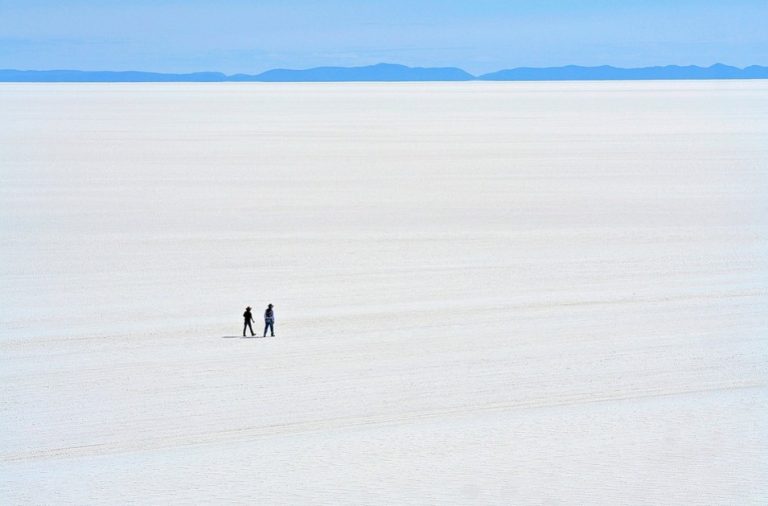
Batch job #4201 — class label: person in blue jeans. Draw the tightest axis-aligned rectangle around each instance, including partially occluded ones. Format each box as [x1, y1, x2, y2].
[263, 304, 275, 337]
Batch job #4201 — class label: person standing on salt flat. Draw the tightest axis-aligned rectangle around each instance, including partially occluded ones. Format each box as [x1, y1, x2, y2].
[243, 306, 255, 337]
[264, 304, 275, 337]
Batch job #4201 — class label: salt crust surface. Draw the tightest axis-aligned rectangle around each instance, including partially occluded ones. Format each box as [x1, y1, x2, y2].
[1, 82, 766, 504]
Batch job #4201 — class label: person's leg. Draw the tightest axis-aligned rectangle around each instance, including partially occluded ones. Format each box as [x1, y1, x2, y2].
[263, 322, 269, 337]
[269, 321, 275, 337]
[248, 321, 255, 336]
[243, 322, 247, 337]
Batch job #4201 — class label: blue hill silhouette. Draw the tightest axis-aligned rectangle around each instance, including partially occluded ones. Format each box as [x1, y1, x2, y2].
[478, 64, 768, 80]
[234, 63, 474, 81]
[1, 63, 766, 82]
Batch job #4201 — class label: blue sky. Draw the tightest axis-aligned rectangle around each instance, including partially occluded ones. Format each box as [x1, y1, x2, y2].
[1, 0, 766, 73]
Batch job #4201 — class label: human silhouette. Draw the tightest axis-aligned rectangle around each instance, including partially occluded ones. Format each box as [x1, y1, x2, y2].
[263, 304, 275, 337]
[243, 306, 255, 337]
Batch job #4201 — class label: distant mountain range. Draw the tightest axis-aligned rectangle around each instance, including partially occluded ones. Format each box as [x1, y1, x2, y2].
[1, 63, 766, 82]
[480, 63, 768, 81]
[234, 63, 474, 82]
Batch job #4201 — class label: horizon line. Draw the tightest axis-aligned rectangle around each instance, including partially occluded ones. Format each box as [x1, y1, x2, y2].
[2, 62, 767, 82]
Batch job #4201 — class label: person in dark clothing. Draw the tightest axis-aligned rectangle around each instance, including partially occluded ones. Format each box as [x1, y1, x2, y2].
[243, 306, 255, 337]
[263, 304, 275, 337]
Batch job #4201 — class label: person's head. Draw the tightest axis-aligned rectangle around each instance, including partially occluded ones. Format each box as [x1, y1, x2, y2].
[268, 304, 273, 308]
[246, 306, 251, 310]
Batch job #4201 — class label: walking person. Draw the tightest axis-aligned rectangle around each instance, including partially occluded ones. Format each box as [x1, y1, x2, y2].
[263, 303, 275, 337]
[243, 306, 255, 337]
